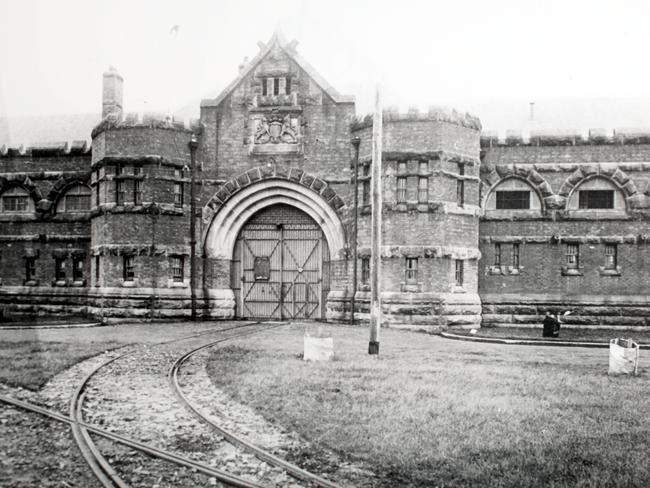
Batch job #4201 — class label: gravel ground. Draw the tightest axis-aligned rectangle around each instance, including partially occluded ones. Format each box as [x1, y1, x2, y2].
[1, 323, 377, 487]
[180, 348, 378, 488]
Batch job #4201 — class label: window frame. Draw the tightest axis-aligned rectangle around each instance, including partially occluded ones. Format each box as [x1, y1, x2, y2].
[170, 255, 184, 283]
[494, 243, 502, 267]
[604, 244, 617, 270]
[133, 179, 143, 206]
[565, 243, 579, 269]
[578, 190, 614, 209]
[72, 257, 84, 282]
[173, 181, 184, 208]
[495, 190, 531, 210]
[405, 257, 418, 284]
[361, 257, 370, 284]
[455, 259, 464, 287]
[396, 176, 407, 204]
[25, 257, 37, 282]
[123, 255, 135, 282]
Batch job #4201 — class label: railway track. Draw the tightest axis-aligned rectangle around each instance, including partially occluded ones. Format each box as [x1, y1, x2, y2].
[1, 321, 319, 487]
[169, 339, 341, 488]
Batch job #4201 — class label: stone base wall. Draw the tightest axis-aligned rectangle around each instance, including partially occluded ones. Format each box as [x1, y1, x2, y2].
[0, 286, 90, 321]
[327, 290, 481, 331]
[481, 293, 650, 329]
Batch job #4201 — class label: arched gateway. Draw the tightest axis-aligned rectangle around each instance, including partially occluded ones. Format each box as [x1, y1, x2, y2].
[203, 175, 347, 320]
[232, 204, 330, 319]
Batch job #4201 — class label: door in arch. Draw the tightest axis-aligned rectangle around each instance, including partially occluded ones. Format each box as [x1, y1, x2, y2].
[232, 204, 330, 320]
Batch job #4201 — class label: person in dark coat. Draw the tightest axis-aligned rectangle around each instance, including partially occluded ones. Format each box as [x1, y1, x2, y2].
[542, 313, 561, 338]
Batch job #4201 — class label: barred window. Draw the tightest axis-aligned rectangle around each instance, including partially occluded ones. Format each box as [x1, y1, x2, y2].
[362, 164, 370, 206]
[418, 176, 429, 203]
[494, 243, 502, 266]
[174, 182, 184, 208]
[396, 177, 407, 203]
[116, 180, 125, 205]
[73, 257, 84, 281]
[579, 190, 614, 209]
[405, 257, 418, 283]
[170, 256, 184, 283]
[455, 260, 464, 286]
[496, 191, 530, 210]
[64, 185, 91, 212]
[512, 243, 520, 268]
[566, 244, 579, 268]
[2, 187, 30, 212]
[123, 255, 135, 281]
[134, 180, 143, 205]
[456, 164, 465, 207]
[55, 258, 66, 281]
[95, 256, 100, 286]
[25, 257, 37, 281]
[604, 244, 617, 269]
[361, 257, 370, 284]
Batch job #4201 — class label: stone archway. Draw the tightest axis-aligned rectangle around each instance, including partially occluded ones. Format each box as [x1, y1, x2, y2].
[201, 168, 347, 319]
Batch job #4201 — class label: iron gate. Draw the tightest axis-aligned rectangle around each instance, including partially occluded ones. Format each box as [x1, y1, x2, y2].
[232, 205, 330, 320]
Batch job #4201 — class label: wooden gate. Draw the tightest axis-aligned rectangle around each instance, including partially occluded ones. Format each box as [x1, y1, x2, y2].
[231, 204, 330, 320]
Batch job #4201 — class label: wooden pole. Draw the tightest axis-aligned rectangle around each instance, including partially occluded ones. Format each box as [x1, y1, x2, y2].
[369, 86, 382, 355]
[189, 134, 199, 321]
[350, 137, 360, 325]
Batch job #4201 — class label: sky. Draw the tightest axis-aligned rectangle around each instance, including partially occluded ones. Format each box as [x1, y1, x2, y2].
[2, 0, 650, 133]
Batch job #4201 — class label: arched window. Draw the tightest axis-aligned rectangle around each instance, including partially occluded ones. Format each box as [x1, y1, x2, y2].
[567, 177, 625, 211]
[485, 179, 542, 213]
[1, 187, 34, 213]
[56, 185, 91, 213]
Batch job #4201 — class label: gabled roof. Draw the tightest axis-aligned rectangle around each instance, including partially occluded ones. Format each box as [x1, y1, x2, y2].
[201, 29, 354, 108]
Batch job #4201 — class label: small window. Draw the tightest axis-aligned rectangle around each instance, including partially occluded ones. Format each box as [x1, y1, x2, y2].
[170, 256, 184, 283]
[116, 180, 125, 205]
[456, 164, 465, 208]
[512, 243, 520, 268]
[134, 180, 143, 205]
[1, 187, 31, 213]
[362, 165, 370, 206]
[285, 77, 291, 95]
[174, 182, 184, 208]
[604, 244, 617, 269]
[496, 191, 530, 210]
[63, 185, 91, 212]
[25, 257, 37, 281]
[566, 244, 579, 269]
[116, 163, 124, 175]
[361, 257, 370, 284]
[273, 77, 280, 95]
[133, 164, 142, 176]
[494, 243, 502, 266]
[405, 257, 418, 283]
[396, 177, 407, 203]
[73, 257, 84, 281]
[55, 258, 66, 281]
[418, 176, 428, 203]
[96, 181, 101, 207]
[455, 260, 464, 287]
[123, 255, 135, 281]
[95, 256, 100, 286]
[262, 78, 268, 96]
[579, 190, 614, 209]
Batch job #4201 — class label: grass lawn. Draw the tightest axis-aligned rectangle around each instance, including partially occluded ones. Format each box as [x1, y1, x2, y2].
[206, 323, 650, 488]
[0, 340, 123, 390]
[453, 326, 650, 344]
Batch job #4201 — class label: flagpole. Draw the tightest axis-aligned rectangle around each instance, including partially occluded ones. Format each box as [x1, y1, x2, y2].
[369, 85, 382, 355]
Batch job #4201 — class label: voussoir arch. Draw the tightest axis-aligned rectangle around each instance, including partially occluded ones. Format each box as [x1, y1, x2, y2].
[481, 165, 552, 210]
[203, 167, 347, 260]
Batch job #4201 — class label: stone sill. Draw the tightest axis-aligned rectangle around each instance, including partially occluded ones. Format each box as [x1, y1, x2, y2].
[249, 143, 303, 155]
[488, 266, 523, 275]
[561, 267, 583, 276]
[122, 280, 138, 288]
[23, 280, 39, 286]
[400, 282, 422, 293]
[452, 286, 467, 293]
[599, 267, 621, 277]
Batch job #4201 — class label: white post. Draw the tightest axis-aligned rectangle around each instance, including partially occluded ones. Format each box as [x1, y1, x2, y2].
[369, 86, 382, 355]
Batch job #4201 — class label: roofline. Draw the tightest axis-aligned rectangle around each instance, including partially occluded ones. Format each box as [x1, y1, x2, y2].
[201, 30, 355, 109]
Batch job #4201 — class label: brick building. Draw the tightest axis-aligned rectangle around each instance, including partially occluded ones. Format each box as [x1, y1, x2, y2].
[1, 31, 649, 329]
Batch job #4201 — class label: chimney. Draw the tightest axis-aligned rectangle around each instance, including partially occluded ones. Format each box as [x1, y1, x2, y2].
[102, 66, 123, 119]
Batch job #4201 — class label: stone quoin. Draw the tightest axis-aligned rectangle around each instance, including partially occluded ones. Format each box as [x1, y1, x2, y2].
[2, 31, 650, 330]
